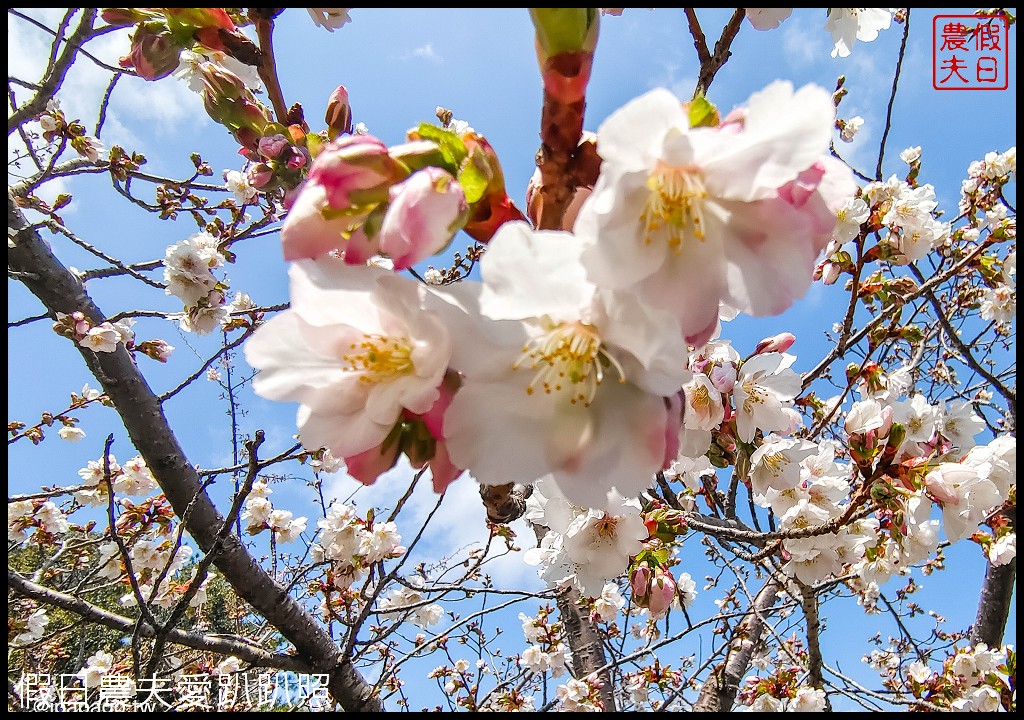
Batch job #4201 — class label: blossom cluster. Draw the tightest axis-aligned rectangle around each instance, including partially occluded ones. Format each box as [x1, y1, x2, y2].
[247, 79, 852, 512]
[517, 606, 572, 678]
[240, 480, 308, 543]
[235, 72, 1022, 629]
[745, 8, 900, 59]
[310, 500, 406, 605]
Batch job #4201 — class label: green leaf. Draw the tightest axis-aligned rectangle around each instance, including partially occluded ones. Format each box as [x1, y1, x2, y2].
[688, 95, 719, 128]
[413, 123, 467, 172]
[458, 149, 491, 204]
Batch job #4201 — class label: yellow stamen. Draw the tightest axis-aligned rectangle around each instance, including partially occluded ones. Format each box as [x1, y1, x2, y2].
[342, 334, 414, 384]
[513, 321, 626, 407]
[641, 162, 708, 254]
[595, 514, 619, 538]
[741, 380, 767, 416]
[760, 451, 788, 478]
[690, 384, 711, 412]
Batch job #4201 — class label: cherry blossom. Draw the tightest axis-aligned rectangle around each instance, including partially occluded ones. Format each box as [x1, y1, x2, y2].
[58, 426, 86, 442]
[377, 166, 468, 270]
[76, 649, 115, 689]
[307, 8, 352, 32]
[440, 222, 689, 510]
[245, 259, 451, 469]
[576, 81, 854, 345]
[744, 8, 792, 31]
[825, 8, 896, 58]
[12, 608, 49, 647]
[732, 352, 802, 444]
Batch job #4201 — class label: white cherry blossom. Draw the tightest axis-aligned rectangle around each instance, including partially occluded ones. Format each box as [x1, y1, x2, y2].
[576, 81, 853, 346]
[245, 259, 451, 461]
[439, 222, 689, 510]
[826, 8, 896, 58]
[732, 352, 802, 443]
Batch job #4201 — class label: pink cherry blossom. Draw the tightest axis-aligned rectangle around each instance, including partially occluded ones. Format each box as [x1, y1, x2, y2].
[378, 167, 468, 270]
[576, 81, 855, 346]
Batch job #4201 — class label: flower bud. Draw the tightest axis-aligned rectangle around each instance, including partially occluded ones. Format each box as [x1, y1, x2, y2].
[647, 570, 677, 618]
[378, 167, 468, 270]
[258, 133, 291, 161]
[531, 9, 599, 104]
[709, 363, 737, 394]
[307, 134, 408, 209]
[460, 135, 527, 243]
[102, 8, 160, 26]
[754, 332, 796, 355]
[135, 339, 175, 362]
[325, 85, 353, 140]
[248, 163, 273, 189]
[630, 564, 652, 598]
[120, 22, 181, 81]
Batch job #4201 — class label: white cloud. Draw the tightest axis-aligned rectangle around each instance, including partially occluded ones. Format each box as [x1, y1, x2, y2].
[411, 43, 443, 63]
[325, 460, 544, 592]
[782, 13, 826, 66]
[648, 60, 696, 100]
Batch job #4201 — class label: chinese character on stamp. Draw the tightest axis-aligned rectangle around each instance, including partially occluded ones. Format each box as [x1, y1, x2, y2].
[933, 14, 1010, 90]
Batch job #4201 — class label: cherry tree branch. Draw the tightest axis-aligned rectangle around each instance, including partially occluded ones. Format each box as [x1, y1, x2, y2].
[692, 579, 781, 711]
[7, 9, 99, 135]
[8, 190, 382, 712]
[688, 7, 746, 98]
[8, 568, 308, 671]
[875, 9, 911, 181]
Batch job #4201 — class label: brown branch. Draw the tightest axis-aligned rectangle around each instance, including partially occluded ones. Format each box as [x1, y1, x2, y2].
[8, 568, 307, 671]
[8, 190, 382, 712]
[683, 8, 712, 66]
[795, 580, 826, 697]
[971, 505, 1016, 648]
[908, 263, 1016, 429]
[7, 9, 99, 135]
[250, 11, 289, 125]
[691, 8, 745, 98]
[143, 431, 268, 680]
[692, 579, 781, 712]
[801, 235, 1000, 390]
[875, 9, 911, 181]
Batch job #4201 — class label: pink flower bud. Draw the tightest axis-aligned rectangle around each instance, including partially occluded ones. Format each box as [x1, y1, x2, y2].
[754, 332, 796, 355]
[630, 565, 653, 598]
[924, 465, 968, 506]
[281, 184, 358, 261]
[307, 134, 407, 209]
[709, 363, 736, 394]
[258, 134, 291, 161]
[877, 404, 894, 438]
[286, 153, 307, 170]
[248, 163, 273, 189]
[120, 23, 181, 80]
[378, 167, 468, 270]
[647, 571, 676, 618]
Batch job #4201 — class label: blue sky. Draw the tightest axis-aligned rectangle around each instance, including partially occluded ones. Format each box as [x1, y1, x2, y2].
[7, 7, 1016, 710]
